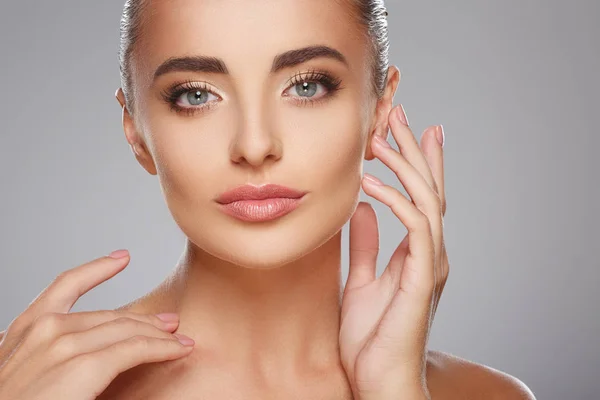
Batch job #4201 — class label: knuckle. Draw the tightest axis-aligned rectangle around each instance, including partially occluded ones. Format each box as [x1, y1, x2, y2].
[126, 310, 160, 325]
[417, 211, 431, 230]
[407, 210, 429, 233]
[29, 313, 63, 339]
[430, 191, 442, 210]
[127, 335, 152, 349]
[101, 309, 121, 320]
[71, 353, 100, 374]
[102, 309, 132, 325]
[112, 316, 137, 327]
[116, 310, 150, 324]
[49, 334, 76, 358]
[51, 270, 72, 287]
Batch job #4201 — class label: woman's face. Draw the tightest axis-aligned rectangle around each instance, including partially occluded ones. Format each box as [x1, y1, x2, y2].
[118, 0, 397, 269]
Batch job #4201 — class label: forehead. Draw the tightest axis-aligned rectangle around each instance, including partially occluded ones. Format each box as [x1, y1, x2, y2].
[134, 0, 368, 83]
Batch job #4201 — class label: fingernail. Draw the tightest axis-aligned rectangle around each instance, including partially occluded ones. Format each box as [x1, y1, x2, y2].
[396, 104, 409, 126]
[373, 135, 392, 149]
[155, 313, 179, 322]
[363, 173, 384, 186]
[108, 249, 129, 259]
[436, 125, 445, 147]
[173, 333, 195, 346]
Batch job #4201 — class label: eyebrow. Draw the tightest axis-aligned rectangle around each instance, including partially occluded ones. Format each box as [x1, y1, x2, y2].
[152, 45, 348, 82]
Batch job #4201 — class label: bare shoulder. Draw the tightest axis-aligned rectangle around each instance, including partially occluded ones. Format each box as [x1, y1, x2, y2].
[426, 350, 537, 400]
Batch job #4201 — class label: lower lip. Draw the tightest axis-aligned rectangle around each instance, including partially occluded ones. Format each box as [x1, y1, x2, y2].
[217, 197, 304, 222]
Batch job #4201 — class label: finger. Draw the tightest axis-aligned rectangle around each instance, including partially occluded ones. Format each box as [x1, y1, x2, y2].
[380, 234, 409, 288]
[65, 335, 193, 396]
[361, 176, 435, 288]
[360, 177, 435, 362]
[370, 130, 443, 319]
[51, 310, 179, 335]
[1, 312, 179, 378]
[387, 105, 438, 194]
[432, 243, 450, 319]
[16, 251, 131, 328]
[371, 134, 443, 268]
[6, 311, 179, 360]
[418, 125, 446, 318]
[371, 264, 434, 365]
[421, 125, 446, 216]
[35, 317, 188, 368]
[346, 201, 379, 292]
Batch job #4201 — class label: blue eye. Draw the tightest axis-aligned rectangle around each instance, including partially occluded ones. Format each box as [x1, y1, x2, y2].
[284, 70, 342, 104]
[178, 90, 218, 107]
[160, 81, 221, 116]
[161, 70, 342, 116]
[185, 90, 209, 105]
[292, 81, 319, 98]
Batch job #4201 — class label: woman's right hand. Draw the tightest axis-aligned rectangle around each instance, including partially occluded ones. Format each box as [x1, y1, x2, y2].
[0, 249, 194, 400]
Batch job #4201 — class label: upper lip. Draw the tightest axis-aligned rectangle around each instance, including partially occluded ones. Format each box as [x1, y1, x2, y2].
[215, 184, 307, 204]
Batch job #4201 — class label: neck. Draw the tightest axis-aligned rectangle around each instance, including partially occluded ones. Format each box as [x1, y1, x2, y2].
[149, 230, 347, 380]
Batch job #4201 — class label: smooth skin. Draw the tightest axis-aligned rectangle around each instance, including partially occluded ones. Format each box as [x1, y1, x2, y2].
[0, 0, 536, 398]
[341, 106, 446, 400]
[0, 252, 195, 400]
[343, 105, 534, 400]
[0, 108, 534, 400]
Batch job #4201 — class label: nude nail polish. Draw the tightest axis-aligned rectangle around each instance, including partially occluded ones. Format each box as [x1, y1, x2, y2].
[397, 104, 409, 126]
[436, 125, 445, 147]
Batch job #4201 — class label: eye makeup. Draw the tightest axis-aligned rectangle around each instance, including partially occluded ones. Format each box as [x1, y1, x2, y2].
[159, 68, 343, 117]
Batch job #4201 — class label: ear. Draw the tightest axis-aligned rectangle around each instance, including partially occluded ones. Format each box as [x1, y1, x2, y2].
[115, 88, 157, 175]
[364, 66, 401, 161]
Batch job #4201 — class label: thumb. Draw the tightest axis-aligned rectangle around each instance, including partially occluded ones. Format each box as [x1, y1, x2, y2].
[345, 201, 379, 293]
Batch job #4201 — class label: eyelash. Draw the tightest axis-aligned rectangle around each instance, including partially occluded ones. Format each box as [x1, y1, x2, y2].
[159, 69, 343, 117]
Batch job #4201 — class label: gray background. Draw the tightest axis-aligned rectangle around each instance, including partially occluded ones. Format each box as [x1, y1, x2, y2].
[0, 1, 598, 399]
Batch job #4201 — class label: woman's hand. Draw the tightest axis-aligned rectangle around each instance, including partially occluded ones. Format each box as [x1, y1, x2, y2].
[339, 104, 448, 400]
[0, 250, 194, 400]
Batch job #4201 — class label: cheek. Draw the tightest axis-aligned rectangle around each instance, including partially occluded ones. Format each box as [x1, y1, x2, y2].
[146, 100, 368, 209]
[142, 113, 228, 210]
[291, 101, 367, 195]
[135, 97, 369, 268]
[283, 99, 367, 236]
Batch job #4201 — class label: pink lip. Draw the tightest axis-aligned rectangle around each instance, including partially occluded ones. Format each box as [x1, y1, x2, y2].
[215, 184, 307, 222]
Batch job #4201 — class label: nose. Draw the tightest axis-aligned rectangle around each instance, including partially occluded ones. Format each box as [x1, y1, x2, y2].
[229, 111, 283, 168]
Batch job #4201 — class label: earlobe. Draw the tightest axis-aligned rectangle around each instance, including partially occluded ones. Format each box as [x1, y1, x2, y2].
[125, 120, 158, 176]
[126, 128, 158, 176]
[131, 142, 141, 157]
[115, 88, 158, 176]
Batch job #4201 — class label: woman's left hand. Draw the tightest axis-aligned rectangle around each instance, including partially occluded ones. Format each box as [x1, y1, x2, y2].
[339, 104, 448, 400]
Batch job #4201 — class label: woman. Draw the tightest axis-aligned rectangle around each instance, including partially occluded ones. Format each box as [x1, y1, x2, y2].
[0, 0, 536, 399]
